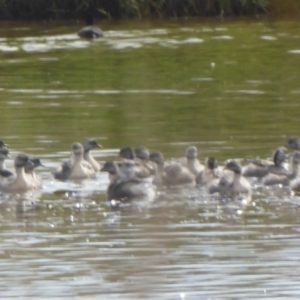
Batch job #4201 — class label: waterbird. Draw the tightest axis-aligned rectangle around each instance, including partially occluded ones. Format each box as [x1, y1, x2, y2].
[243, 147, 288, 178]
[134, 146, 150, 161]
[180, 146, 204, 177]
[134, 146, 156, 177]
[53, 143, 95, 180]
[100, 161, 156, 203]
[262, 152, 300, 187]
[0, 154, 36, 192]
[119, 146, 135, 160]
[196, 157, 224, 194]
[101, 161, 138, 183]
[83, 138, 102, 172]
[102, 160, 152, 184]
[219, 160, 252, 201]
[53, 161, 72, 181]
[25, 157, 44, 189]
[78, 14, 104, 39]
[287, 137, 300, 151]
[149, 151, 195, 187]
[118, 146, 154, 180]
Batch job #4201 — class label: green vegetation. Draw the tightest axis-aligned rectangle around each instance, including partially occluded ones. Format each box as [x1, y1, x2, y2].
[0, 0, 298, 21]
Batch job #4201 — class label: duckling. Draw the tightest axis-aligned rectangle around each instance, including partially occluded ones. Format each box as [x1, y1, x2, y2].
[196, 157, 220, 185]
[118, 146, 153, 180]
[134, 146, 156, 177]
[25, 157, 44, 189]
[83, 138, 102, 172]
[101, 161, 136, 183]
[101, 161, 119, 183]
[119, 147, 135, 160]
[103, 160, 151, 184]
[262, 152, 300, 187]
[243, 148, 288, 178]
[78, 13, 104, 39]
[219, 160, 252, 200]
[149, 151, 165, 186]
[135, 146, 150, 161]
[181, 146, 204, 177]
[164, 163, 195, 186]
[149, 151, 195, 187]
[101, 161, 156, 203]
[0, 154, 35, 192]
[198, 159, 229, 194]
[54, 143, 95, 180]
[53, 161, 72, 181]
[287, 137, 300, 151]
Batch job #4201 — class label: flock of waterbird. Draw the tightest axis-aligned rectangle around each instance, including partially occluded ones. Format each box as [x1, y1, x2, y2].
[0, 138, 300, 205]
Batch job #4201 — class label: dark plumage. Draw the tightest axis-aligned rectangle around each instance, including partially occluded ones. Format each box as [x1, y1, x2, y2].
[119, 147, 135, 160]
[196, 157, 219, 185]
[15, 154, 30, 168]
[83, 139, 102, 153]
[135, 147, 150, 160]
[263, 152, 300, 186]
[219, 160, 252, 200]
[243, 148, 288, 178]
[83, 138, 102, 172]
[0, 169, 13, 178]
[0, 140, 8, 148]
[149, 151, 165, 167]
[226, 160, 242, 175]
[287, 137, 300, 151]
[53, 161, 72, 181]
[78, 14, 104, 39]
[0, 146, 9, 158]
[101, 161, 156, 203]
[25, 157, 44, 173]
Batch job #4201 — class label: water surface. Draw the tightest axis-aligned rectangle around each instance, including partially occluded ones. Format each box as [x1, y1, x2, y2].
[0, 19, 300, 299]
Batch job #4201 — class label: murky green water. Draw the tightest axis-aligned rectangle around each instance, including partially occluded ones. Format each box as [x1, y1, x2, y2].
[1, 19, 300, 299]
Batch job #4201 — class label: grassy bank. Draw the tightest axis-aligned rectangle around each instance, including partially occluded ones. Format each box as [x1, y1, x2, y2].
[0, 0, 299, 20]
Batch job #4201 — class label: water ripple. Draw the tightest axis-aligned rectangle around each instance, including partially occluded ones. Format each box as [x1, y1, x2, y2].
[0, 28, 206, 54]
[211, 35, 234, 40]
[226, 89, 266, 95]
[2, 88, 195, 96]
[260, 35, 277, 41]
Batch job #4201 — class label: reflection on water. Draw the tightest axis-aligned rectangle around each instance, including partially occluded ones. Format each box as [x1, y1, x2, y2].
[0, 19, 300, 298]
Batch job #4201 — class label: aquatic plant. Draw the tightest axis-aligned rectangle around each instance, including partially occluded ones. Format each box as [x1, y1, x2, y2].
[0, 0, 298, 20]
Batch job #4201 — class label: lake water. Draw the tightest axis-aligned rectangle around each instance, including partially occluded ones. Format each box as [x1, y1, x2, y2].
[0, 19, 300, 299]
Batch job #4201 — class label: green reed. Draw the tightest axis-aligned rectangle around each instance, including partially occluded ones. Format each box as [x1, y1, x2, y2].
[0, 0, 298, 20]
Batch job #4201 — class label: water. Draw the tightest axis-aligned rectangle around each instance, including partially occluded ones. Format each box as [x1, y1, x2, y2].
[0, 19, 300, 299]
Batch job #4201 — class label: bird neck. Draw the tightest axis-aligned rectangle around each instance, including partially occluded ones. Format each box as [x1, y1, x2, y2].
[233, 172, 242, 183]
[73, 153, 83, 164]
[15, 166, 28, 184]
[0, 159, 5, 169]
[291, 162, 300, 178]
[84, 151, 92, 161]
